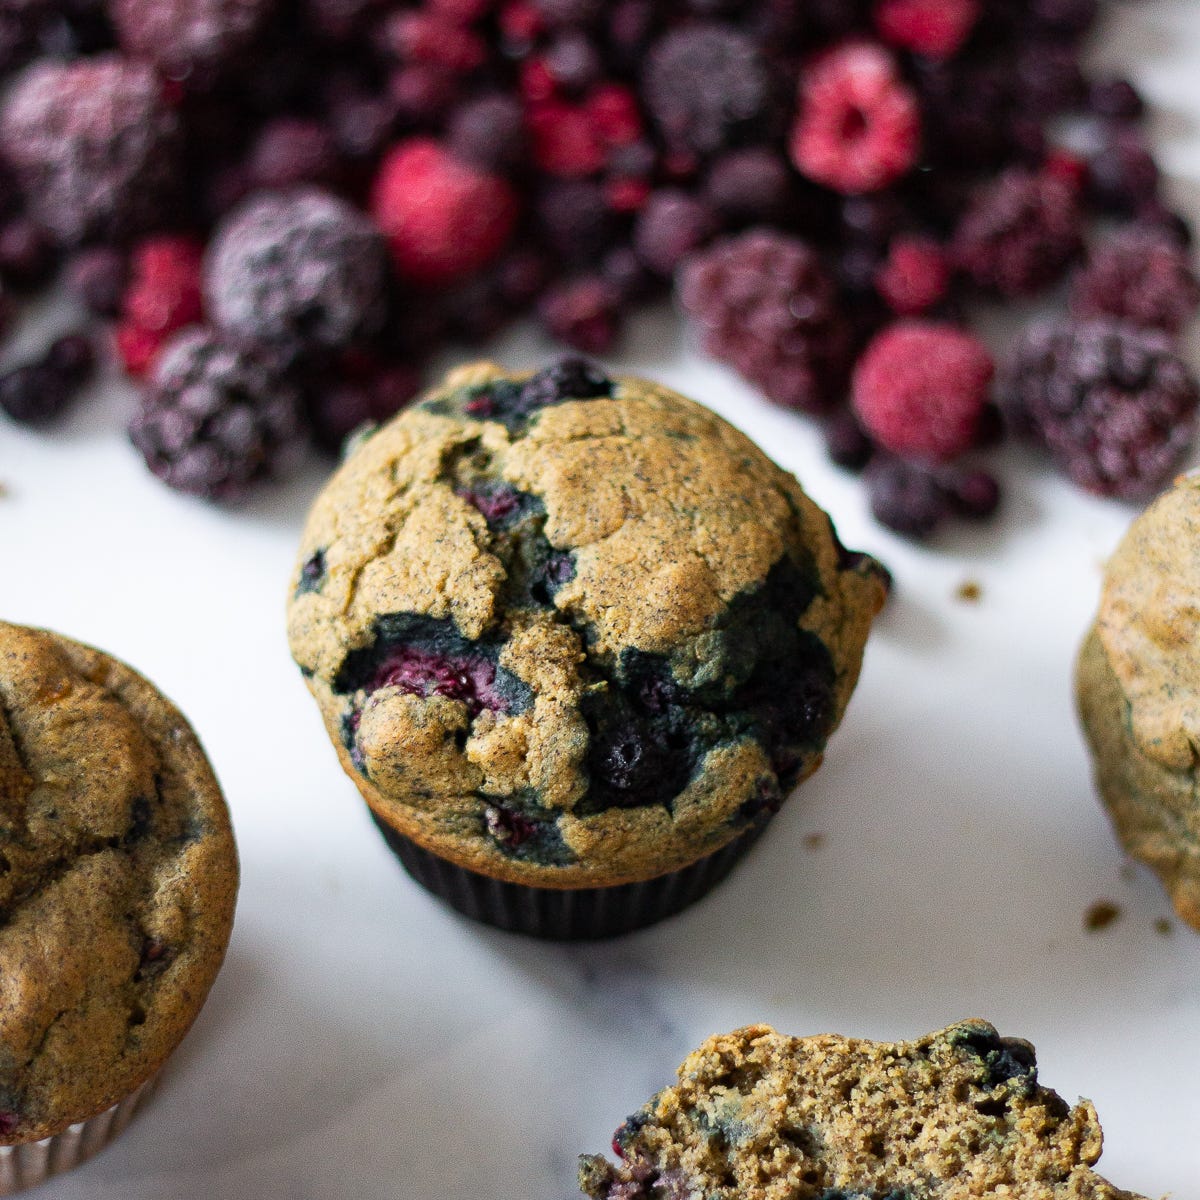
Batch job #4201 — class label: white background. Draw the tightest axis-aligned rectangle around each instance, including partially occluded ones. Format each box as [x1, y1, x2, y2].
[3, 3, 1200, 1195]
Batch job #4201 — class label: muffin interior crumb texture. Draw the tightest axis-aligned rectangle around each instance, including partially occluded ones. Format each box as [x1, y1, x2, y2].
[579, 1022, 1145, 1200]
[287, 361, 886, 888]
[0, 623, 237, 1144]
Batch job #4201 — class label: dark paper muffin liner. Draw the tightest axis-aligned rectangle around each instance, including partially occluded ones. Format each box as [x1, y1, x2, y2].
[369, 809, 769, 940]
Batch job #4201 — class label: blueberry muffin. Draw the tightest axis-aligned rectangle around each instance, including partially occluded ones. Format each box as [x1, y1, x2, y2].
[580, 1022, 1146, 1199]
[0, 623, 238, 1192]
[1077, 471, 1200, 931]
[287, 359, 886, 938]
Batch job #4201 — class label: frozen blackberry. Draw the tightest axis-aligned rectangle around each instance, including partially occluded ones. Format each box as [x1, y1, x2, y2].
[642, 24, 782, 156]
[107, 0, 278, 88]
[679, 229, 851, 413]
[0, 55, 180, 246]
[953, 169, 1083, 297]
[634, 189, 718, 277]
[1070, 227, 1200, 337]
[205, 188, 389, 359]
[129, 327, 307, 501]
[1000, 319, 1200, 501]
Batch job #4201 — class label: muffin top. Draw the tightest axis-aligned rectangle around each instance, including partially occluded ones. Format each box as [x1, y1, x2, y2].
[1093, 471, 1200, 774]
[580, 1022, 1144, 1200]
[0, 623, 238, 1144]
[288, 360, 886, 888]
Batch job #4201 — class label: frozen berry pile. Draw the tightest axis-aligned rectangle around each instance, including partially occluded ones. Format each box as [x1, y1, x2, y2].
[0, 0, 1197, 532]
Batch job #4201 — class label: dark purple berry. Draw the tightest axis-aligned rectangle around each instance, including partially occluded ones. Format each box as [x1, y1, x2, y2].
[46, 332, 94, 386]
[129, 328, 308, 502]
[633, 189, 718, 277]
[0, 361, 71, 425]
[543, 31, 602, 94]
[866, 458, 950, 540]
[246, 118, 342, 191]
[643, 24, 782, 156]
[447, 94, 527, 175]
[518, 357, 613, 411]
[0, 55, 180, 246]
[66, 246, 128, 317]
[1000, 319, 1200, 501]
[945, 468, 1001, 519]
[953, 169, 1083, 297]
[1088, 77, 1145, 121]
[703, 148, 792, 224]
[0, 216, 54, 289]
[307, 363, 421, 454]
[824, 409, 875, 472]
[538, 276, 622, 354]
[205, 188, 389, 357]
[679, 229, 851, 414]
[108, 0, 277, 88]
[1089, 129, 1160, 215]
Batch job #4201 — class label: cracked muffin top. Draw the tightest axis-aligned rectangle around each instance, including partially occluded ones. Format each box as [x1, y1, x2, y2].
[287, 360, 886, 888]
[1077, 470, 1200, 929]
[579, 1022, 1145, 1200]
[0, 622, 238, 1145]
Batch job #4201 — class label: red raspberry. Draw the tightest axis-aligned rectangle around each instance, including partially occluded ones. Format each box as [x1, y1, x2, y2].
[789, 41, 921, 195]
[116, 235, 204, 377]
[371, 139, 519, 287]
[875, 236, 950, 316]
[385, 12, 486, 73]
[587, 85, 643, 147]
[500, 0, 545, 43]
[874, 0, 979, 61]
[527, 100, 607, 177]
[519, 58, 559, 104]
[852, 321, 995, 462]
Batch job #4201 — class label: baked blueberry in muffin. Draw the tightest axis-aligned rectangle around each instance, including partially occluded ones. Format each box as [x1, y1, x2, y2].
[287, 359, 886, 937]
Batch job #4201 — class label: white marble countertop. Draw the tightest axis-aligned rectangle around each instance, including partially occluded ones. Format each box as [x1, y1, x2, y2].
[4, 3, 1200, 1196]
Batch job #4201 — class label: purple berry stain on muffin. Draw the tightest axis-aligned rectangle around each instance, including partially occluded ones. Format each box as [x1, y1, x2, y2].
[296, 549, 327, 597]
[367, 645, 507, 720]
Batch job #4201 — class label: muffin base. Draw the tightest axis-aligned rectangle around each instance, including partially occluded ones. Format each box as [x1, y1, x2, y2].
[370, 810, 769, 940]
[0, 1075, 159, 1196]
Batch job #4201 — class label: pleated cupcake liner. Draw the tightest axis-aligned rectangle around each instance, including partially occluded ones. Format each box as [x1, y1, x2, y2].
[0, 1075, 158, 1196]
[370, 809, 769, 940]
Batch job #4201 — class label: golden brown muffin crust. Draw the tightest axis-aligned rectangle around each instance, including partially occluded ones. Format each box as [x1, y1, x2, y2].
[1077, 472, 1200, 930]
[288, 363, 885, 888]
[0, 623, 238, 1144]
[580, 1022, 1146, 1200]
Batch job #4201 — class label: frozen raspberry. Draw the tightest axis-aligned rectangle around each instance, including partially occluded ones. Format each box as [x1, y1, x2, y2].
[206, 188, 388, 357]
[874, 0, 979, 60]
[866, 457, 950, 539]
[874, 235, 950, 316]
[789, 41, 921, 195]
[122, 237, 204, 334]
[643, 25, 782, 156]
[679, 229, 851, 414]
[129, 327, 307, 502]
[1000, 320, 1200, 501]
[953, 169, 1083, 297]
[537, 275, 621, 353]
[0, 56, 180, 245]
[1070, 228, 1200, 337]
[634, 190, 718, 277]
[853, 322, 994, 462]
[526, 99, 607, 178]
[371, 139, 518, 287]
[246, 118, 341, 191]
[108, 0, 277, 88]
[383, 10, 486, 73]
